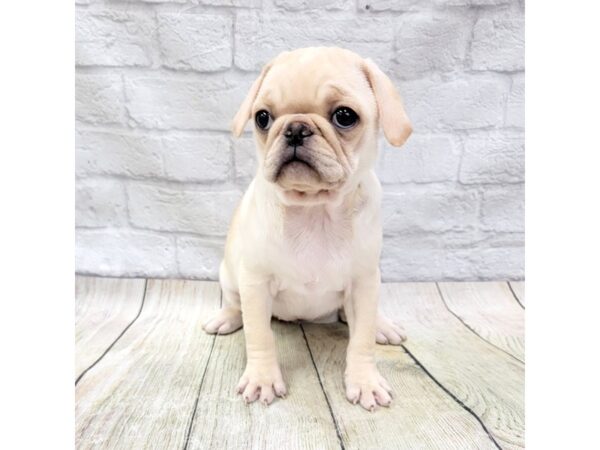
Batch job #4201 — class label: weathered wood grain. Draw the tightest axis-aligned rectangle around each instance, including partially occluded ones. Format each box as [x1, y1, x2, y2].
[76, 279, 220, 450]
[302, 321, 498, 450]
[438, 282, 525, 361]
[75, 276, 146, 378]
[509, 282, 525, 307]
[383, 283, 525, 449]
[75, 278, 526, 449]
[186, 320, 341, 450]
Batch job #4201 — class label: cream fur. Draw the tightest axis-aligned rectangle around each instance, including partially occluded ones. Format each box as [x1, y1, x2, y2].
[202, 47, 411, 411]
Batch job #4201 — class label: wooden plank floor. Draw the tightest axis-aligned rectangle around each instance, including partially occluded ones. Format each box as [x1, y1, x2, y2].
[75, 276, 525, 450]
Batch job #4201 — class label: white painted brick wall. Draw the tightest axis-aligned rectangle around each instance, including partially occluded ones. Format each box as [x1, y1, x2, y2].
[157, 14, 233, 71]
[75, 0, 524, 281]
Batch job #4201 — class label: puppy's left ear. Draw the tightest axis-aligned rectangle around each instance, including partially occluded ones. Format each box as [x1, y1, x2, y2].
[231, 62, 272, 138]
[362, 59, 412, 147]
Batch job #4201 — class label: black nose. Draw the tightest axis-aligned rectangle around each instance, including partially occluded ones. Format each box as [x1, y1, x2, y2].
[284, 122, 313, 147]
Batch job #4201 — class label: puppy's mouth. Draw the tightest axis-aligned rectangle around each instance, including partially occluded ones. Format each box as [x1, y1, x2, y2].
[275, 152, 315, 179]
[262, 138, 347, 205]
[268, 145, 325, 188]
[269, 153, 340, 204]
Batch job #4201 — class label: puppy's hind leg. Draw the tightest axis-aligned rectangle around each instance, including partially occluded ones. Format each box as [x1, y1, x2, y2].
[340, 308, 406, 345]
[202, 263, 243, 335]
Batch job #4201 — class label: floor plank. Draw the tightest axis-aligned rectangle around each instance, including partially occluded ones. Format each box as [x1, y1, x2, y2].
[438, 282, 525, 361]
[75, 278, 526, 449]
[302, 322, 498, 450]
[75, 276, 146, 378]
[75, 279, 220, 450]
[186, 321, 341, 450]
[509, 282, 525, 307]
[382, 283, 525, 449]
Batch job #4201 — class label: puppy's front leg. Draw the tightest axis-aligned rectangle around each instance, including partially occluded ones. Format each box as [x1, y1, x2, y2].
[236, 270, 286, 405]
[344, 269, 393, 411]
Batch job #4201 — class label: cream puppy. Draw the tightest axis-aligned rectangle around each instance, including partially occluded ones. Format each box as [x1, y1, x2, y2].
[203, 47, 412, 411]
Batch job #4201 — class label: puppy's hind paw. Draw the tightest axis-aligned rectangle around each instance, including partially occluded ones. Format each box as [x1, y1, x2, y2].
[202, 307, 243, 335]
[376, 314, 407, 345]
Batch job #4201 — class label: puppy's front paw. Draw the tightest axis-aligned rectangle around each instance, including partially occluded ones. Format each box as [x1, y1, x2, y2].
[345, 364, 392, 411]
[236, 360, 287, 406]
[376, 314, 407, 345]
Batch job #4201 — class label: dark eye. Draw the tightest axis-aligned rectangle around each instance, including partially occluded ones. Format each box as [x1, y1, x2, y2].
[331, 107, 359, 129]
[255, 110, 273, 130]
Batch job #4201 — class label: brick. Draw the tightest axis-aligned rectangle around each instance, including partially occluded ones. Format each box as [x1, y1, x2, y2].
[157, 14, 232, 72]
[381, 237, 523, 281]
[138, 0, 187, 3]
[76, 130, 163, 178]
[76, 130, 231, 181]
[382, 188, 479, 233]
[506, 74, 525, 128]
[378, 134, 460, 183]
[125, 73, 252, 130]
[379, 228, 513, 281]
[481, 231, 524, 248]
[394, 13, 472, 78]
[177, 236, 225, 279]
[75, 179, 127, 227]
[434, 0, 512, 5]
[162, 134, 231, 182]
[386, 229, 483, 250]
[75, 229, 177, 277]
[358, 0, 421, 11]
[127, 183, 242, 236]
[133, 0, 256, 4]
[471, 15, 525, 71]
[276, 0, 352, 10]
[381, 242, 476, 281]
[233, 136, 257, 182]
[481, 185, 524, 232]
[460, 132, 524, 184]
[76, 10, 156, 67]
[402, 77, 507, 130]
[234, 11, 394, 72]
[469, 246, 524, 279]
[76, 74, 126, 125]
[197, 0, 261, 6]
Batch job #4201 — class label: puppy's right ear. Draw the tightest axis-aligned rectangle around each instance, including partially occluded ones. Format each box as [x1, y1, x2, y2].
[231, 63, 272, 138]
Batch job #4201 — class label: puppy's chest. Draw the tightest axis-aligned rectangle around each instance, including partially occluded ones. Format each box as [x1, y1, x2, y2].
[274, 208, 353, 291]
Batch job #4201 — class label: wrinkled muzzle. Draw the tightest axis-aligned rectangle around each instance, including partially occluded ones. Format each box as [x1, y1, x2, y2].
[263, 118, 350, 191]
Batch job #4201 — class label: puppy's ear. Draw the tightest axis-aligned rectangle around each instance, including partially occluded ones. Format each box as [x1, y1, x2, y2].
[231, 63, 272, 138]
[362, 59, 412, 147]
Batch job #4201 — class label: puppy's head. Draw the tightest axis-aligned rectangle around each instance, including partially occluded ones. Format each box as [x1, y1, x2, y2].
[232, 47, 412, 205]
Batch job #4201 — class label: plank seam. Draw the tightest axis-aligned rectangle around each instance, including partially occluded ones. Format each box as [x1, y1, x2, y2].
[507, 282, 525, 309]
[182, 287, 222, 450]
[300, 324, 346, 450]
[75, 279, 148, 386]
[401, 344, 503, 450]
[435, 283, 525, 365]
